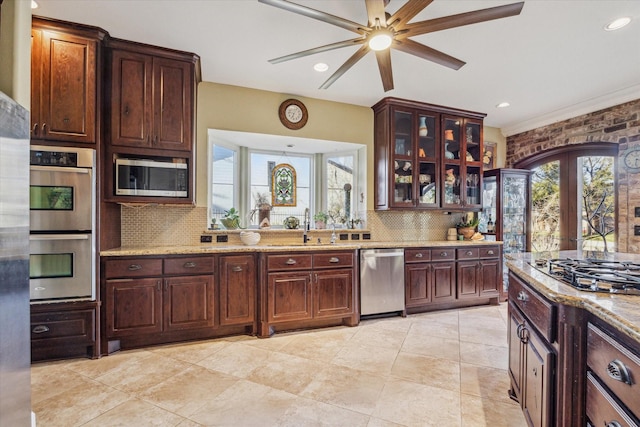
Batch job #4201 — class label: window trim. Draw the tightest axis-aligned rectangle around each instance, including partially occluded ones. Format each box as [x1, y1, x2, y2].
[208, 139, 240, 221]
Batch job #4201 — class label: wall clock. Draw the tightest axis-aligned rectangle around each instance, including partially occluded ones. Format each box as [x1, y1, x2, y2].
[624, 148, 640, 172]
[278, 99, 308, 130]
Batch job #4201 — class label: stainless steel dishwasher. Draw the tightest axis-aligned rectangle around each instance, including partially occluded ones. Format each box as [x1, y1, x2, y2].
[359, 248, 405, 316]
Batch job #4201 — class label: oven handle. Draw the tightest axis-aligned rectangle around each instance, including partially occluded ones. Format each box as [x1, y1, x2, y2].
[30, 234, 90, 241]
[30, 165, 90, 174]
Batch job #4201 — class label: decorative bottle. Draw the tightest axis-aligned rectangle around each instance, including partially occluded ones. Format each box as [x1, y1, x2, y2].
[418, 116, 428, 137]
[487, 214, 495, 233]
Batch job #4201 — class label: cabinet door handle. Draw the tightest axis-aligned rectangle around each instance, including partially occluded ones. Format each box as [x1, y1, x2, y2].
[232, 266, 243, 272]
[32, 325, 50, 334]
[183, 262, 197, 268]
[605, 422, 623, 427]
[439, 251, 448, 257]
[415, 253, 423, 258]
[516, 323, 525, 340]
[487, 250, 495, 255]
[42, 123, 47, 135]
[466, 250, 473, 256]
[520, 327, 530, 344]
[607, 359, 633, 385]
[124, 105, 129, 116]
[33, 123, 39, 136]
[157, 280, 162, 291]
[128, 264, 142, 271]
[285, 258, 297, 265]
[517, 291, 528, 302]
[164, 280, 169, 291]
[329, 257, 340, 263]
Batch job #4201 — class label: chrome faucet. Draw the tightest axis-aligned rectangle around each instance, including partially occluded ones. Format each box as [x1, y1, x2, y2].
[303, 208, 310, 244]
[330, 223, 337, 244]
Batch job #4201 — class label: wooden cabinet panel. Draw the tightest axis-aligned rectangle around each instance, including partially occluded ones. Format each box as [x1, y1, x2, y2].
[267, 254, 312, 271]
[405, 248, 431, 263]
[457, 260, 479, 299]
[405, 263, 430, 307]
[478, 258, 500, 297]
[314, 269, 353, 318]
[586, 372, 638, 427]
[267, 272, 313, 323]
[457, 248, 479, 260]
[432, 248, 455, 261]
[104, 258, 163, 279]
[164, 256, 214, 275]
[219, 255, 256, 326]
[153, 57, 193, 150]
[313, 252, 354, 269]
[164, 275, 214, 331]
[432, 261, 456, 302]
[508, 302, 525, 402]
[106, 278, 163, 337]
[31, 21, 98, 144]
[522, 326, 554, 427]
[509, 273, 556, 343]
[110, 49, 153, 147]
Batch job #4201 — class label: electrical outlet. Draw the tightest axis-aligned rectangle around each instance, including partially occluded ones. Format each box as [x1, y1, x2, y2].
[351, 233, 360, 240]
[362, 233, 371, 240]
[216, 235, 228, 243]
[635, 207, 640, 217]
[200, 235, 212, 243]
[339, 233, 349, 241]
[635, 225, 640, 236]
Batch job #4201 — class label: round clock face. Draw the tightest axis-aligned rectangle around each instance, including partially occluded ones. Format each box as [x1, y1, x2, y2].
[279, 99, 308, 130]
[624, 149, 640, 171]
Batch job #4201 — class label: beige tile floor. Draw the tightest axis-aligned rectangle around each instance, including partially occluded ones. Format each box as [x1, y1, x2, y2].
[31, 304, 528, 427]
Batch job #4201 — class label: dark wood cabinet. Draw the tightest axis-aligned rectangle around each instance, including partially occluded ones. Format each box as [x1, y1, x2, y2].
[30, 301, 98, 361]
[109, 45, 195, 151]
[260, 251, 358, 337]
[508, 273, 556, 427]
[31, 18, 103, 145]
[219, 255, 256, 326]
[405, 245, 499, 313]
[106, 277, 163, 337]
[163, 275, 215, 331]
[372, 97, 486, 211]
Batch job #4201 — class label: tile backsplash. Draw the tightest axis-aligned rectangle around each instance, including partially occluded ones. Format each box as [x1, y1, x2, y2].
[120, 205, 461, 248]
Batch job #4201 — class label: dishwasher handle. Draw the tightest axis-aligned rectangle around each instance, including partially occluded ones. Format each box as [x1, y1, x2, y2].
[362, 252, 404, 259]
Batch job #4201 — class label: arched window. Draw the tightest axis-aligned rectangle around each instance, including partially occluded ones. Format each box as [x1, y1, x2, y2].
[515, 143, 618, 252]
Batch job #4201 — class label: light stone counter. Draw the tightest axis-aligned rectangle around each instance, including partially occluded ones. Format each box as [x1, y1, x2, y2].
[506, 250, 640, 344]
[100, 239, 501, 257]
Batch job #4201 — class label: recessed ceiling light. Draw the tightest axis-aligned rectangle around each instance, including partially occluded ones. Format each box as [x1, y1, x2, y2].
[31, 0, 38, 8]
[286, 144, 294, 148]
[496, 102, 510, 108]
[313, 63, 328, 72]
[604, 17, 631, 31]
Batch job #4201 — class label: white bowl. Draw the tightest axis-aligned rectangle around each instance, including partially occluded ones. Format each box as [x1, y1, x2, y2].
[240, 231, 261, 246]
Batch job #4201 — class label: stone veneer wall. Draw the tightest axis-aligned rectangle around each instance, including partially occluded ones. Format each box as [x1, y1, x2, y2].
[120, 205, 461, 247]
[506, 98, 640, 252]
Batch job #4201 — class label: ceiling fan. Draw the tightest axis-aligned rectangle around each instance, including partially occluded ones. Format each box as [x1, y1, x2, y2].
[259, 0, 524, 92]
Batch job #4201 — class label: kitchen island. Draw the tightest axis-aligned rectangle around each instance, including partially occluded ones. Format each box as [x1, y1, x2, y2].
[506, 251, 640, 427]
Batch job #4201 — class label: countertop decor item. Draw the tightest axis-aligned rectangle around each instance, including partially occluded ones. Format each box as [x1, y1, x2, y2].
[283, 216, 300, 229]
[221, 208, 241, 229]
[239, 231, 261, 246]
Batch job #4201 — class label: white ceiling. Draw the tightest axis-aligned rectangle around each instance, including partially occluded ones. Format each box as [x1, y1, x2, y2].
[33, 0, 640, 136]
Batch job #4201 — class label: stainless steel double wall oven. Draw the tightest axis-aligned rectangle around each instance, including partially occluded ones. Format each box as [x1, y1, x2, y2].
[29, 145, 95, 301]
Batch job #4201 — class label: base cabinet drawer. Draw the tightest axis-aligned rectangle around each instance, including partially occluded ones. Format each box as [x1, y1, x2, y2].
[31, 304, 97, 361]
[586, 372, 639, 427]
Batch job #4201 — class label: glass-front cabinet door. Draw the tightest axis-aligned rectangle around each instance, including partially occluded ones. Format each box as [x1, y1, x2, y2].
[392, 110, 414, 207]
[442, 116, 483, 209]
[417, 112, 438, 207]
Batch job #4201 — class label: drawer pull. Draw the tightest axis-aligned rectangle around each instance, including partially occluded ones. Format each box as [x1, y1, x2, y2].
[415, 253, 423, 258]
[487, 250, 495, 255]
[128, 264, 142, 271]
[466, 250, 473, 256]
[285, 258, 297, 265]
[439, 251, 448, 257]
[32, 325, 50, 334]
[605, 422, 622, 427]
[232, 266, 243, 272]
[329, 257, 340, 263]
[517, 291, 529, 302]
[183, 262, 197, 268]
[607, 359, 633, 385]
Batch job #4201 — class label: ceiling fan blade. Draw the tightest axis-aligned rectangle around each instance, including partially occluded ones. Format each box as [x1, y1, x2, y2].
[365, 0, 387, 27]
[375, 49, 394, 92]
[319, 44, 370, 89]
[386, 0, 433, 28]
[268, 38, 365, 64]
[401, 2, 524, 38]
[395, 38, 465, 70]
[259, 0, 368, 34]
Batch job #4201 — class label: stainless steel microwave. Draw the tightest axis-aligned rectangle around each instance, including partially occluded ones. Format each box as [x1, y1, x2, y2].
[115, 158, 188, 197]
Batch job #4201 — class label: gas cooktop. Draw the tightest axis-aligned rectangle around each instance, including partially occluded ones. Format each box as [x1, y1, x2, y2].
[531, 258, 640, 295]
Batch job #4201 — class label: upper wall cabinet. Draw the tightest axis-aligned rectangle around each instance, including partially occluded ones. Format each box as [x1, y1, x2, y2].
[372, 97, 486, 211]
[31, 18, 105, 145]
[107, 40, 199, 153]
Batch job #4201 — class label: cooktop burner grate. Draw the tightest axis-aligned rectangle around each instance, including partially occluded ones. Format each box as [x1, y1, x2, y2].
[532, 258, 640, 295]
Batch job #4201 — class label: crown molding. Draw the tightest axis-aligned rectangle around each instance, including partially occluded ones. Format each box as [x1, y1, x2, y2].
[501, 84, 640, 137]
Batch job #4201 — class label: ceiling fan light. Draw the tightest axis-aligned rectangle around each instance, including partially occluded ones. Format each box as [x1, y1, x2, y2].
[313, 63, 329, 72]
[369, 30, 393, 51]
[604, 17, 631, 31]
[496, 102, 510, 108]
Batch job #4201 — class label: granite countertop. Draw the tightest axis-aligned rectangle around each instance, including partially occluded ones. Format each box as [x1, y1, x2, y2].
[506, 250, 640, 344]
[101, 239, 501, 257]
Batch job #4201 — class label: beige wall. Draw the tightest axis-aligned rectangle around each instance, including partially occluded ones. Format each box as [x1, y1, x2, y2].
[0, 0, 31, 106]
[483, 126, 507, 169]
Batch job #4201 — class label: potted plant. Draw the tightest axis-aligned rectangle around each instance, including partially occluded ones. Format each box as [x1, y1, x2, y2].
[221, 208, 241, 230]
[210, 218, 219, 230]
[456, 214, 479, 240]
[313, 211, 329, 229]
[251, 192, 272, 227]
